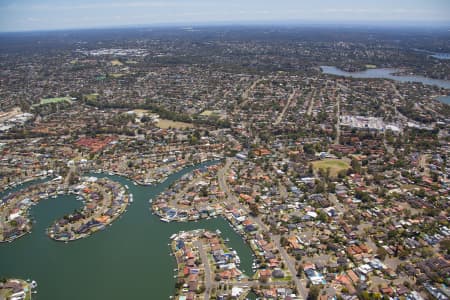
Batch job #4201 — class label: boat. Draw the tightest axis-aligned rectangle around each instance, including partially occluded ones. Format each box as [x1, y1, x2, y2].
[215, 229, 221, 235]
[170, 234, 177, 240]
[161, 218, 171, 223]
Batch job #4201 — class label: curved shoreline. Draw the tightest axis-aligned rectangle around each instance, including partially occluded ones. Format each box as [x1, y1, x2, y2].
[1, 160, 221, 244]
[1, 161, 280, 299]
[1, 177, 130, 243]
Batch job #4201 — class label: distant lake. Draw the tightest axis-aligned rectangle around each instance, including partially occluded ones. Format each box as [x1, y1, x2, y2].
[320, 66, 450, 90]
[431, 53, 450, 60]
[413, 48, 450, 60]
[437, 96, 450, 105]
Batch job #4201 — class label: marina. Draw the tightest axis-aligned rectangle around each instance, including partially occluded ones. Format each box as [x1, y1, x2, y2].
[0, 162, 254, 300]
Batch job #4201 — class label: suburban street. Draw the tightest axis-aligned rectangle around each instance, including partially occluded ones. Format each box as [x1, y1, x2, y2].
[195, 240, 213, 300]
[240, 78, 264, 107]
[274, 89, 298, 125]
[218, 158, 307, 299]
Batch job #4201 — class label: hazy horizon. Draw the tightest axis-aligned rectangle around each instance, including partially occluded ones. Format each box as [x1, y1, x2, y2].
[1, 0, 449, 33]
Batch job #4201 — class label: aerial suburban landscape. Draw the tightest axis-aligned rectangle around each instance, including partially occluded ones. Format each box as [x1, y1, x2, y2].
[1, 1, 450, 300]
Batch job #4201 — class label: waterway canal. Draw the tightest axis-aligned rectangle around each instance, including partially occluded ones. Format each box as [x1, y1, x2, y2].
[0, 162, 254, 300]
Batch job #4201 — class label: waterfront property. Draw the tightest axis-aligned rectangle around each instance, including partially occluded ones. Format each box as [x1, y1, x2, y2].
[0, 177, 130, 242]
[0, 278, 34, 300]
[0, 164, 257, 300]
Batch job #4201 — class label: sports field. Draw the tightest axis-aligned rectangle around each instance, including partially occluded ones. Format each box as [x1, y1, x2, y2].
[111, 59, 123, 66]
[312, 159, 350, 177]
[157, 119, 193, 129]
[85, 93, 99, 101]
[34, 97, 72, 106]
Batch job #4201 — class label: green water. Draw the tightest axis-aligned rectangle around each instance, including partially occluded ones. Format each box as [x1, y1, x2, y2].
[0, 163, 254, 300]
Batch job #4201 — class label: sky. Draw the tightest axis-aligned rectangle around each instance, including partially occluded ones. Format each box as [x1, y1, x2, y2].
[0, 0, 449, 32]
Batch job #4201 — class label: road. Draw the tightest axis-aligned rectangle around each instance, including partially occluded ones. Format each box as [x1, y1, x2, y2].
[383, 137, 395, 155]
[390, 82, 410, 123]
[306, 90, 316, 116]
[240, 78, 264, 107]
[419, 154, 430, 176]
[335, 95, 341, 145]
[195, 240, 213, 300]
[274, 89, 298, 125]
[333, 82, 353, 145]
[64, 165, 77, 186]
[231, 279, 300, 288]
[217, 158, 269, 232]
[272, 234, 307, 300]
[217, 158, 306, 299]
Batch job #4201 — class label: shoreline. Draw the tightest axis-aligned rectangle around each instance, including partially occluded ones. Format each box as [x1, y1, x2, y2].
[1, 177, 130, 243]
[1, 160, 220, 244]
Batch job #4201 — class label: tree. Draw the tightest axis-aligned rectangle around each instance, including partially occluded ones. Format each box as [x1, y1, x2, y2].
[307, 285, 321, 300]
[297, 265, 304, 277]
[440, 239, 450, 255]
[327, 182, 336, 193]
[376, 247, 388, 260]
[351, 158, 362, 173]
[249, 202, 259, 216]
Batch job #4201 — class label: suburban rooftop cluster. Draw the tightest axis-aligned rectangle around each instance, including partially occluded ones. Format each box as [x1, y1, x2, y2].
[0, 27, 450, 299]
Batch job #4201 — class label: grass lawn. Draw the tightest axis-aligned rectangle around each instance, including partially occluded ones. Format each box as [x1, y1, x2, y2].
[400, 184, 420, 191]
[33, 97, 72, 107]
[110, 73, 125, 78]
[85, 93, 99, 101]
[200, 110, 216, 116]
[200, 110, 226, 119]
[312, 159, 350, 177]
[157, 119, 193, 129]
[110, 59, 123, 66]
